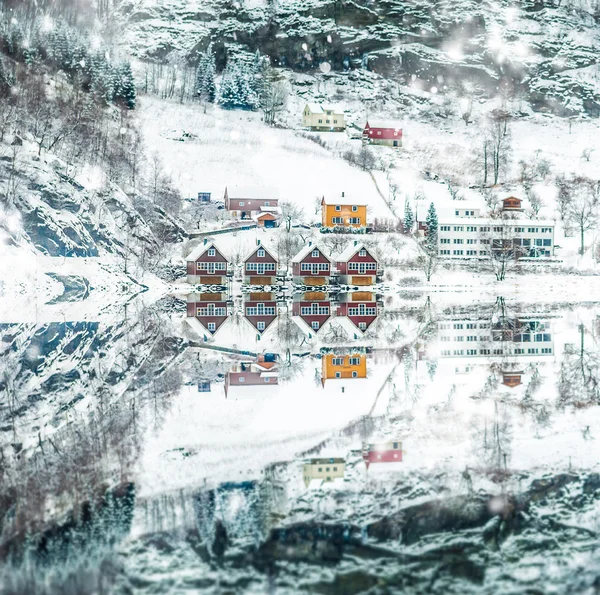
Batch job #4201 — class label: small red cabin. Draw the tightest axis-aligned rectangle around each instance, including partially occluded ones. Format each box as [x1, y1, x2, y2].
[292, 292, 333, 334]
[335, 242, 379, 285]
[186, 242, 230, 285]
[362, 441, 403, 469]
[502, 196, 523, 211]
[363, 120, 403, 147]
[291, 245, 332, 286]
[186, 292, 230, 336]
[243, 244, 278, 285]
[244, 292, 278, 335]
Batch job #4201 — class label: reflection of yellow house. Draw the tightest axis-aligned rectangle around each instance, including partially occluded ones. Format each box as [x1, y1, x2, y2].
[322, 353, 367, 383]
[303, 458, 345, 487]
[321, 194, 367, 229]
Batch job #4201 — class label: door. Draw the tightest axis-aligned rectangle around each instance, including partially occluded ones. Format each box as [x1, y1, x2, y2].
[393, 140, 398, 147]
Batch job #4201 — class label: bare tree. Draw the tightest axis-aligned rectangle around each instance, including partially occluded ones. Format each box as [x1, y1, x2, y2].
[260, 70, 288, 126]
[279, 200, 305, 232]
[479, 219, 525, 281]
[415, 239, 438, 282]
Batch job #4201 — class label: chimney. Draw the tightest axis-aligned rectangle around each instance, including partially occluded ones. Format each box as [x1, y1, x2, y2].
[308, 241, 312, 247]
[354, 240, 358, 246]
[204, 238, 208, 245]
[342, 191, 345, 198]
[257, 239, 261, 246]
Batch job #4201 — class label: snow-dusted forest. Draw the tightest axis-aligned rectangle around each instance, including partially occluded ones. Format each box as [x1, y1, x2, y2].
[1, 0, 600, 593]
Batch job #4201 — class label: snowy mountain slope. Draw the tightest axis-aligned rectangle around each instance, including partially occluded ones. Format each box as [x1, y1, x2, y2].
[117, 0, 600, 115]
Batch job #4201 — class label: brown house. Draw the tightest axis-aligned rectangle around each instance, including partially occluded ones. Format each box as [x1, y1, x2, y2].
[291, 244, 332, 286]
[502, 196, 523, 211]
[224, 354, 279, 398]
[292, 292, 333, 335]
[186, 292, 230, 337]
[243, 243, 278, 285]
[224, 186, 279, 220]
[244, 292, 278, 335]
[335, 242, 380, 285]
[186, 241, 230, 285]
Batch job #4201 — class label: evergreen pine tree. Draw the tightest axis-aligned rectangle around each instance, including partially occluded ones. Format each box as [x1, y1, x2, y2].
[425, 202, 438, 251]
[217, 63, 242, 109]
[196, 44, 216, 103]
[403, 199, 414, 234]
[114, 61, 136, 110]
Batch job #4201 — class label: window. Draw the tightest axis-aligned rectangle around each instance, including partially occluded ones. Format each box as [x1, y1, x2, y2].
[326, 119, 330, 124]
[535, 239, 543, 246]
[349, 357, 361, 365]
[348, 305, 377, 316]
[197, 305, 226, 317]
[541, 347, 552, 354]
[332, 217, 344, 224]
[456, 336, 464, 342]
[467, 336, 477, 342]
[301, 305, 329, 315]
[453, 239, 463, 244]
[318, 119, 322, 123]
[311, 321, 320, 330]
[543, 239, 552, 246]
[207, 248, 215, 256]
[454, 324, 463, 329]
[333, 466, 338, 471]
[453, 250, 464, 255]
[515, 227, 524, 233]
[467, 349, 477, 355]
[466, 323, 476, 329]
[333, 119, 337, 123]
[541, 227, 552, 233]
[352, 206, 358, 212]
[493, 226, 503, 232]
[352, 371, 358, 378]
[246, 304, 276, 316]
[467, 250, 477, 255]
[239, 377, 245, 383]
[257, 321, 265, 331]
[257, 248, 265, 257]
[441, 350, 451, 356]
[264, 377, 270, 383]
[358, 249, 367, 257]
[467, 226, 477, 232]
[528, 227, 539, 233]
[358, 322, 367, 330]
[335, 372, 341, 378]
[335, 205, 341, 211]
[318, 467, 322, 472]
[480, 226, 490, 232]
[440, 249, 451, 255]
[349, 217, 361, 224]
[454, 226, 464, 231]
[332, 357, 344, 366]
[239, 202, 245, 207]
[312, 249, 319, 257]
[440, 225, 451, 231]
[455, 210, 459, 216]
[208, 322, 216, 331]
[441, 238, 450, 244]
[453, 349, 464, 355]
[480, 349, 490, 355]
[377, 131, 381, 135]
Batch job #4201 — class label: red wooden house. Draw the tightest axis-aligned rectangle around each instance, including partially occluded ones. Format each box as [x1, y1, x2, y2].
[362, 441, 403, 469]
[244, 292, 278, 335]
[335, 242, 380, 285]
[291, 244, 332, 286]
[363, 120, 403, 147]
[336, 292, 379, 335]
[186, 292, 230, 337]
[292, 292, 333, 335]
[243, 243, 278, 285]
[502, 196, 523, 211]
[186, 241, 230, 285]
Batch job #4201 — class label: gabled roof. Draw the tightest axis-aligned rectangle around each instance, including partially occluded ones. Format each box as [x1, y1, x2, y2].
[243, 312, 278, 335]
[364, 119, 403, 130]
[335, 315, 376, 336]
[185, 315, 230, 339]
[335, 242, 377, 262]
[186, 241, 228, 263]
[305, 103, 343, 114]
[292, 244, 331, 263]
[322, 194, 369, 207]
[291, 313, 331, 337]
[242, 243, 278, 263]
[225, 186, 279, 200]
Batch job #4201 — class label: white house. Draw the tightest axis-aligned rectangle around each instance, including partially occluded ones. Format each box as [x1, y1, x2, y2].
[302, 103, 345, 131]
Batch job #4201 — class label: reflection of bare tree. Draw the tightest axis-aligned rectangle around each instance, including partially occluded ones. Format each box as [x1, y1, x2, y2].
[558, 323, 600, 408]
[477, 402, 513, 472]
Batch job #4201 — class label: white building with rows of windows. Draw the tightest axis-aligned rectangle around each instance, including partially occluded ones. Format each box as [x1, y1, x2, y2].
[417, 197, 556, 259]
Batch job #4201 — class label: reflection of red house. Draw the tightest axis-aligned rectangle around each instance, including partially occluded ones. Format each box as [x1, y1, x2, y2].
[243, 244, 278, 285]
[292, 292, 333, 335]
[362, 441, 403, 469]
[335, 242, 380, 285]
[186, 293, 230, 335]
[336, 292, 379, 334]
[186, 242, 230, 285]
[244, 292, 278, 335]
[292, 245, 332, 286]
[502, 196, 523, 211]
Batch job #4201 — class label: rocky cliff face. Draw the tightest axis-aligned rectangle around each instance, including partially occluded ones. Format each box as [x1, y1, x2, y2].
[117, 0, 600, 116]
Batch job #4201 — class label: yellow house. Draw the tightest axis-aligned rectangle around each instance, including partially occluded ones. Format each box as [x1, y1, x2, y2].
[322, 352, 367, 383]
[302, 103, 345, 131]
[303, 458, 346, 487]
[321, 193, 368, 229]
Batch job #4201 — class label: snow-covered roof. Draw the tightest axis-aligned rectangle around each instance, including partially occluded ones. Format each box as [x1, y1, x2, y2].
[335, 242, 370, 262]
[186, 241, 227, 262]
[225, 186, 279, 200]
[365, 119, 403, 130]
[259, 206, 280, 213]
[242, 242, 278, 263]
[305, 103, 343, 114]
[322, 194, 369, 206]
[415, 200, 483, 222]
[292, 244, 331, 263]
[291, 314, 332, 337]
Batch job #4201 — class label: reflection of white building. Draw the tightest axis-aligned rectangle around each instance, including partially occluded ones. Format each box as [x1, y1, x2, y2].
[433, 317, 554, 360]
[416, 198, 556, 259]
